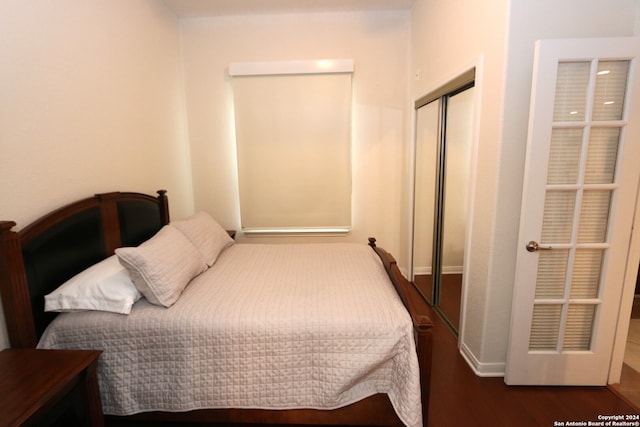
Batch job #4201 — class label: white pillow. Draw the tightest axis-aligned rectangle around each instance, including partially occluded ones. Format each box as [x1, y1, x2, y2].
[171, 211, 234, 267]
[44, 255, 142, 315]
[115, 225, 207, 307]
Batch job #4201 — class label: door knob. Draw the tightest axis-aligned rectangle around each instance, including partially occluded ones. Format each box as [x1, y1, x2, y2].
[526, 241, 552, 252]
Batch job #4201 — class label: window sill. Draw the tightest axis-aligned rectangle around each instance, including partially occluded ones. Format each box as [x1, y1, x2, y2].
[241, 227, 351, 237]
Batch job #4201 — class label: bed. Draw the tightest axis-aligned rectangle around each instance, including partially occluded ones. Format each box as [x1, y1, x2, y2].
[0, 190, 433, 426]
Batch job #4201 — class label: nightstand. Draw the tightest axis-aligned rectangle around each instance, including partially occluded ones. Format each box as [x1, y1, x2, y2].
[0, 349, 103, 427]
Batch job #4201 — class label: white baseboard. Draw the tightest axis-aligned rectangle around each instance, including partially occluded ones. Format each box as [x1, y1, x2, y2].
[413, 266, 463, 275]
[413, 266, 432, 275]
[459, 342, 505, 377]
[442, 266, 463, 275]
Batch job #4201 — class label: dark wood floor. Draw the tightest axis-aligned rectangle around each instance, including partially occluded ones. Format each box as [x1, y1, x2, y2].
[414, 274, 461, 332]
[412, 284, 640, 426]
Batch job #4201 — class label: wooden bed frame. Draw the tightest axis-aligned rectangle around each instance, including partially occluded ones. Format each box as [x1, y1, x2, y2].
[0, 190, 433, 426]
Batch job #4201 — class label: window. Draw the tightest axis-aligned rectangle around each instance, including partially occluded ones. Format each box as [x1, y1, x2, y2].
[230, 60, 353, 234]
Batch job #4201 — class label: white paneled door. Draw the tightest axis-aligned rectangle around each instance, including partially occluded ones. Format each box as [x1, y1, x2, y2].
[505, 37, 640, 385]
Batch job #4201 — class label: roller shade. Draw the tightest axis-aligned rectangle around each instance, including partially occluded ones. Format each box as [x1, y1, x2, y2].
[230, 60, 353, 234]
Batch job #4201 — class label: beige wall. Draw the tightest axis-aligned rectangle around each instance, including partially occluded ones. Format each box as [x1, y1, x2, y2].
[179, 11, 412, 258]
[411, 0, 510, 375]
[637, 0, 640, 34]
[411, 0, 638, 375]
[0, 0, 193, 349]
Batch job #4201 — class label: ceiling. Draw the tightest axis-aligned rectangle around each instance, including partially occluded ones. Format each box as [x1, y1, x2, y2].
[162, 0, 415, 17]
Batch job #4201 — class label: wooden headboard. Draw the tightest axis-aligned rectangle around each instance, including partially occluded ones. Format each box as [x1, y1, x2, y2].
[0, 190, 169, 348]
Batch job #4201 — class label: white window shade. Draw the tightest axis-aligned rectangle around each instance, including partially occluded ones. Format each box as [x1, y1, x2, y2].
[230, 60, 353, 234]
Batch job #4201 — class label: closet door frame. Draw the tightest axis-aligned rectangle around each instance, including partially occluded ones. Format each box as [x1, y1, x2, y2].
[411, 68, 475, 334]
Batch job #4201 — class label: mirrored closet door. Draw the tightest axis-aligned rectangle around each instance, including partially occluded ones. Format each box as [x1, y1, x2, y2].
[412, 70, 475, 334]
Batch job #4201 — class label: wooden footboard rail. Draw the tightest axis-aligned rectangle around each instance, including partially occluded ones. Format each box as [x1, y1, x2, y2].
[369, 237, 433, 425]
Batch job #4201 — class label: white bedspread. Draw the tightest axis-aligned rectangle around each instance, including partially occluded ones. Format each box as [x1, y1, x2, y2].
[38, 243, 422, 427]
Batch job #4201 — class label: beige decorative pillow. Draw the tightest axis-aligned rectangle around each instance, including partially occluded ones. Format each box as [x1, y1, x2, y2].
[115, 225, 207, 307]
[171, 211, 234, 267]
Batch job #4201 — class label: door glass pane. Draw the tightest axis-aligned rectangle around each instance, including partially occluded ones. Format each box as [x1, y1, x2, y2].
[553, 62, 591, 122]
[585, 128, 620, 184]
[592, 60, 629, 121]
[577, 190, 611, 243]
[530, 304, 562, 351]
[547, 128, 583, 185]
[535, 250, 569, 299]
[570, 249, 604, 299]
[541, 191, 576, 243]
[563, 305, 595, 351]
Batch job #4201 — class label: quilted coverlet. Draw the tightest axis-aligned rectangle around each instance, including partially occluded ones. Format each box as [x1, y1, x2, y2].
[38, 243, 422, 426]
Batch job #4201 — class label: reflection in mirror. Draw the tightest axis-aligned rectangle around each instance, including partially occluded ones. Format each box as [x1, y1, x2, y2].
[412, 100, 439, 304]
[411, 76, 474, 335]
[440, 86, 474, 331]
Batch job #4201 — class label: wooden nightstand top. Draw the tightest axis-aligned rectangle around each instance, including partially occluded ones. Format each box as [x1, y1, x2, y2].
[0, 348, 102, 427]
